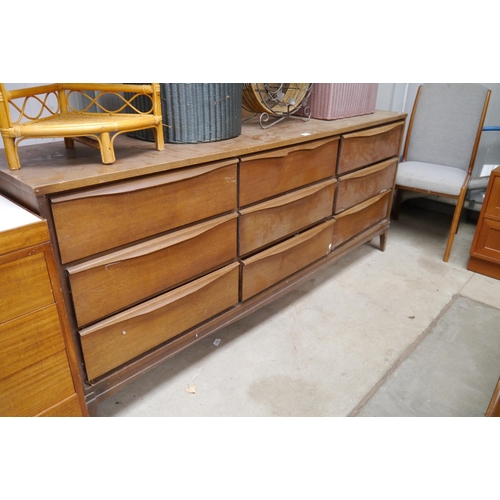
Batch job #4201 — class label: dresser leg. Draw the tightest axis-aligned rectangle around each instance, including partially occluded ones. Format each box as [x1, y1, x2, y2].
[380, 232, 387, 251]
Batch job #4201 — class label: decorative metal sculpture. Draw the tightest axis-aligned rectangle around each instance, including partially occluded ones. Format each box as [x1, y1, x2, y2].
[242, 83, 313, 129]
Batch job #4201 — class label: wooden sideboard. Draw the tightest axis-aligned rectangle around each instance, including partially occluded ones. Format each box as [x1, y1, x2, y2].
[0, 110, 405, 415]
[468, 166, 500, 279]
[0, 195, 88, 416]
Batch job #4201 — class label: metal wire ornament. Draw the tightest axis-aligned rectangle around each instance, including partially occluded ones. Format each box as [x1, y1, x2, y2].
[242, 84, 313, 129]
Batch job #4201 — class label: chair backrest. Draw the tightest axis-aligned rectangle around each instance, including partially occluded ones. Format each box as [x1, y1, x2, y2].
[404, 83, 490, 172]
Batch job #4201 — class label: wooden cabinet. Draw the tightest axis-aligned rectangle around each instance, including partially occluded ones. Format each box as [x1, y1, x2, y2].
[468, 166, 500, 279]
[0, 110, 405, 415]
[0, 195, 88, 416]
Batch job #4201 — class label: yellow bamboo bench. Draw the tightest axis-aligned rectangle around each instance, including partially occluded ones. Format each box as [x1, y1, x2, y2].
[0, 83, 164, 170]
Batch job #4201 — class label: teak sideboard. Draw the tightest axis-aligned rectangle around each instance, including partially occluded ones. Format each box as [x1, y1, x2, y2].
[468, 165, 500, 279]
[0, 195, 88, 416]
[0, 110, 405, 415]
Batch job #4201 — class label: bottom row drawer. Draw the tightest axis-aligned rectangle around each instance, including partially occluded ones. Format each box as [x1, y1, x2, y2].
[241, 219, 335, 301]
[80, 262, 240, 381]
[332, 190, 391, 249]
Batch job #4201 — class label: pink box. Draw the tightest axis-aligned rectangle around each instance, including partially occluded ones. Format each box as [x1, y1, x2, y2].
[304, 83, 378, 120]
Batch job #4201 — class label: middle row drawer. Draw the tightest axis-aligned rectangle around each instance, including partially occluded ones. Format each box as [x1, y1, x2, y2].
[67, 213, 238, 327]
[239, 179, 336, 257]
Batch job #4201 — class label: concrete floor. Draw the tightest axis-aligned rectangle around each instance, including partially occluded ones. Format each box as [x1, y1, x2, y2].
[97, 201, 500, 417]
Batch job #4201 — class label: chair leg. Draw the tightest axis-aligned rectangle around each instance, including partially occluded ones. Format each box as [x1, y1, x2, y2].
[443, 189, 467, 262]
[392, 188, 403, 220]
[64, 138, 75, 149]
[3, 137, 21, 170]
[99, 133, 116, 164]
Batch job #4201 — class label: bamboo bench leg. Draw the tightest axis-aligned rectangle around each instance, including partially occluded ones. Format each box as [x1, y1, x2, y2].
[99, 133, 115, 164]
[3, 137, 21, 171]
[154, 123, 165, 151]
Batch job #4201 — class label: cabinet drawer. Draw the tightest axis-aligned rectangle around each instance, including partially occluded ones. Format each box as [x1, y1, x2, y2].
[239, 137, 338, 207]
[0, 305, 64, 379]
[239, 179, 336, 256]
[80, 262, 240, 380]
[68, 213, 237, 327]
[335, 158, 398, 213]
[0, 350, 75, 417]
[36, 394, 84, 417]
[332, 191, 391, 249]
[51, 159, 237, 263]
[470, 218, 500, 262]
[241, 219, 335, 301]
[485, 172, 500, 219]
[0, 252, 54, 324]
[337, 121, 403, 175]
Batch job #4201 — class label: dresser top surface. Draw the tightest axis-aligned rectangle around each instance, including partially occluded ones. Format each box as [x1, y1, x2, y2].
[0, 110, 405, 196]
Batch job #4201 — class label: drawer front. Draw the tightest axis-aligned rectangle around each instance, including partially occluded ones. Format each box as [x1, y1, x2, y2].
[332, 191, 391, 249]
[239, 179, 336, 256]
[68, 213, 237, 327]
[80, 262, 240, 380]
[241, 219, 335, 301]
[485, 172, 500, 219]
[0, 350, 75, 417]
[0, 252, 54, 324]
[337, 121, 404, 175]
[335, 158, 398, 213]
[239, 138, 338, 207]
[0, 305, 65, 379]
[471, 218, 500, 261]
[36, 394, 84, 417]
[51, 160, 237, 263]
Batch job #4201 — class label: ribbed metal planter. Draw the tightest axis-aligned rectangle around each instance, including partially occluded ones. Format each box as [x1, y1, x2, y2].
[128, 83, 243, 144]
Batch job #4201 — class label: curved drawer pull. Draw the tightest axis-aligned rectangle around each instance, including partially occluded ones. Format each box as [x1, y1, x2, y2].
[241, 137, 339, 162]
[52, 159, 236, 203]
[335, 192, 388, 218]
[343, 121, 403, 140]
[243, 220, 334, 265]
[80, 262, 240, 335]
[239, 179, 336, 215]
[67, 213, 237, 274]
[339, 158, 398, 181]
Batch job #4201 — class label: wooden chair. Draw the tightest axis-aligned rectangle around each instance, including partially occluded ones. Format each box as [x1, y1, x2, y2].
[393, 83, 491, 262]
[0, 83, 164, 170]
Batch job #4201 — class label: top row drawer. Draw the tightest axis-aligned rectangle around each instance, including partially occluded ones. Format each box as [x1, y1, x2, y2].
[239, 137, 339, 207]
[337, 121, 404, 175]
[51, 160, 237, 264]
